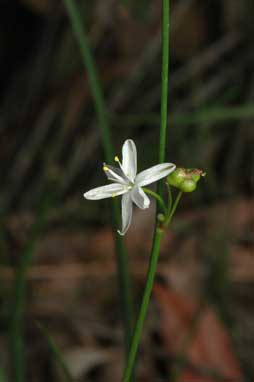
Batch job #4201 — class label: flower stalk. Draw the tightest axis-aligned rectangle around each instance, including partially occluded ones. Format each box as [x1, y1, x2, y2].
[122, 229, 163, 382]
[158, 0, 170, 197]
[122, 191, 182, 382]
[123, 1, 171, 380]
[142, 187, 167, 215]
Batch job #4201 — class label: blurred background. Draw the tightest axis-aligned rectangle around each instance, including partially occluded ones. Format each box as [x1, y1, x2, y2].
[0, 0, 253, 381]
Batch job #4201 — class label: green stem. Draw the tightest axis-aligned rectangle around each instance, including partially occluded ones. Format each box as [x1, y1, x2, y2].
[63, 0, 133, 357]
[142, 187, 167, 215]
[166, 183, 173, 213]
[159, 0, 170, 163]
[0, 367, 6, 382]
[165, 190, 183, 225]
[111, 104, 254, 127]
[158, 0, 170, 198]
[123, 1, 170, 380]
[9, 196, 51, 382]
[37, 323, 72, 382]
[122, 229, 163, 382]
[112, 201, 134, 355]
[63, 0, 111, 161]
[122, 190, 181, 381]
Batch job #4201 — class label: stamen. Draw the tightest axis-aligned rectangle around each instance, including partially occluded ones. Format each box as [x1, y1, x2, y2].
[112, 193, 116, 198]
[114, 155, 125, 175]
[103, 166, 109, 171]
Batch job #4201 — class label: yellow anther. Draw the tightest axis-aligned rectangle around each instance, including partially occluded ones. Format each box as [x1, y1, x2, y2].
[103, 166, 109, 171]
[114, 156, 119, 162]
[112, 193, 116, 198]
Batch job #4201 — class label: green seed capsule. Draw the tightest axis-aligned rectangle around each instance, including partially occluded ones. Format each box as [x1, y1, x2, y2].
[190, 169, 206, 183]
[180, 179, 197, 193]
[191, 172, 200, 183]
[167, 168, 186, 188]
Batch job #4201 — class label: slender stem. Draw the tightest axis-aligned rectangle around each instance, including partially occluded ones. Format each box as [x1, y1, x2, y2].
[165, 191, 183, 225]
[158, 0, 170, 198]
[0, 367, 6, 382]
[9, 196, 51, 382]
[122, 192, 181, 381]
[122, 1, 170, 380]
[142, 187, 167, 215]
[63, 0, 133, 357]
[37, 323, 72, 382]
[111, 104, 254, 127]
[166, 183, 173, 213]
[63, 0, 112, 161]
[122, 229, 163, 382]
[159, 0, 170, 163]
[112, 201, 134, 355]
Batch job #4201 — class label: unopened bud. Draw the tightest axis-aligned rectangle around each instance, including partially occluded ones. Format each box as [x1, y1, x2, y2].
[167, 168, 186, 188]
[180, 179, 197, 193]
[157, 213, 165, 223]
[166, 167, 205, 193]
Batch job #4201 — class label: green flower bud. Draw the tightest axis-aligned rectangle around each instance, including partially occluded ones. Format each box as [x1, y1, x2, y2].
[190, 169, 205, 183]
[167, 167, 205, 192]
[167, 168, 186, 187]
[157, 213, 165, 223]
[180, 179, 197, 193]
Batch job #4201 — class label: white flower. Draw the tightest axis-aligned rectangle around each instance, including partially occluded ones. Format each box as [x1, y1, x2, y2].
[84, 139, 176, 235]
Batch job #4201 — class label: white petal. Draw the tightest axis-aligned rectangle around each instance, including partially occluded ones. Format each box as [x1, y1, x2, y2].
[122, 139, 137, 181]
[131, 186, 150, 210]
[84, 183, 128, 200]
[103, 164, 128, 184]
[136, 163, 176, 187]
[118, 193, 133, 235]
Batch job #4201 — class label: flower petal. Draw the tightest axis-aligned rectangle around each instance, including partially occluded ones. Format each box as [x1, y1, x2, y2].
[131, 186, 150, 209]
[103, 164, 128, 184]
[136, 163, 176, 187]
[118, 193, 133, 235]
[84, 183, 128, 200]
[122, 139, 137, 181]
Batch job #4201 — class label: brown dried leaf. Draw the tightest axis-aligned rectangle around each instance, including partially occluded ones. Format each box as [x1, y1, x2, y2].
[154, 284, 243, 382]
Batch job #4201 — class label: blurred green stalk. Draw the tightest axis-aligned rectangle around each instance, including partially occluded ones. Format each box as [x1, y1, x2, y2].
[62, 0, 133, 357]
[0, 367, 6, 382]
[112, 104, 254, 127]
[159, 0, 170, 166]
[123, 1, 171, 380]
[122, 230, 163, 382]
[9, 195, 51, 382]
[37, 323, 72, 382]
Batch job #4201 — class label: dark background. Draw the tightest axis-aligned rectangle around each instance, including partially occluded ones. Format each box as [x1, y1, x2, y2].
[0, 0, 253, 381]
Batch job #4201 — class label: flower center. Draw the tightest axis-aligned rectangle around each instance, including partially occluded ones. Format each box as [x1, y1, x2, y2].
[114, 155, 134, 183]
